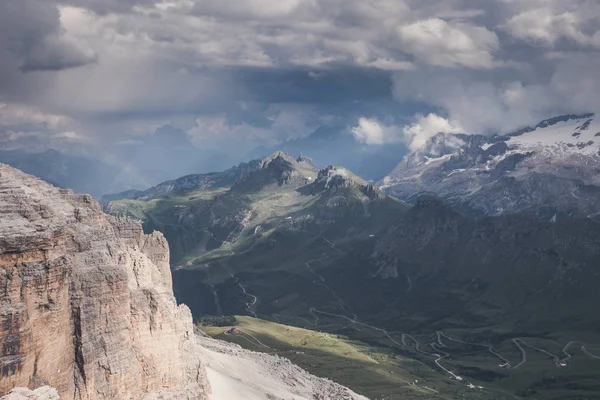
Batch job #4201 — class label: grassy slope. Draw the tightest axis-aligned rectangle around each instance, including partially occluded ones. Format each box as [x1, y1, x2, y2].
[203, 316, 600, 400]
[105, 171, 600, 400]
[201, 316, 491, 400]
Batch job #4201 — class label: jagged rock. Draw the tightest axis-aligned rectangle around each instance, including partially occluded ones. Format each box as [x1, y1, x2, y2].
[296, 155, 314, 165]
[231, 151, 318, 192]
[1, 387, 59, 400]
[197, 335, 368, 400]
[0, 164, 209, 399]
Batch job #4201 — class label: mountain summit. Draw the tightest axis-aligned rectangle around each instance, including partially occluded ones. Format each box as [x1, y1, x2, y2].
[105, 151, 319, 201]
[231, 151, 318, 192]
[310, 165, 385, 201]
[380, 113, 600, 219]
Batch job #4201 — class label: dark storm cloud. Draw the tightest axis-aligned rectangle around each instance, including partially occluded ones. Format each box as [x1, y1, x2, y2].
[67, 0, 158, 14]
[0, 0, 598, 153]
[0, 0, 96, 74]
[236, 67, 393, 105]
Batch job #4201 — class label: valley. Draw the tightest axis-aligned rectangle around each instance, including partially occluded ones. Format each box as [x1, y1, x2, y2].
[200, 232, 600, 399]
[105, 149, 600, 400]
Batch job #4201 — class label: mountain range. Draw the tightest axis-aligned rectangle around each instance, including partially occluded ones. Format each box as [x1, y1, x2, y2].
[380, 113, 600, 220]
[0, 148, 122, 197]
[0, 125, 230, 198]
[250, 125, 408, 182]
[4, 113, 600, 399]
[104, 147, 600, 337]
[0, 163, 366, 399]
[104, 116, 600, 399]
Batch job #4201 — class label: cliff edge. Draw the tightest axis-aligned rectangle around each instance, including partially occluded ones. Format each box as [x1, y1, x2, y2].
[0, 164, 368, 400]
[0, 164, 209, 399]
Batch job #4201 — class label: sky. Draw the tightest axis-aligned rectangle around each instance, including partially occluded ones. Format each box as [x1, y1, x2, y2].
[1, 0, 599, 159]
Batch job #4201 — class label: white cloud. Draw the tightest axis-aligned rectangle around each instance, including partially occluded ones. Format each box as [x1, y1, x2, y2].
[0, 103, 73, 129]
[502, 9, 587, 46]
[392, 49, 600, 137]
[352, 113, 463, 150]
[50, 0, 507, 73]
[351, 118, 403, 145]
[501, 1, 600, 48]
[402, 113, 463, 150]
[397, 18, 500, 68]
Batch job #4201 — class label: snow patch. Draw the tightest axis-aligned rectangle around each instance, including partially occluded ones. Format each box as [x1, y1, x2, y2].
[424, 154, 452, 165]
[506, 116, 600, 156]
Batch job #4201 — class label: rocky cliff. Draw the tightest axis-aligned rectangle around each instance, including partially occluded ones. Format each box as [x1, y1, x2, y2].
[0, 164, 369, 400]
[0, 164, 209, 399]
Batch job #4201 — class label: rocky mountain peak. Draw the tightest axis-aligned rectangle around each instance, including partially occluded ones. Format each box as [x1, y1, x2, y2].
[315, 166, 365, 189]
[258, 150, 295, 167]
[232, 151, 318, 192]
[503, 113, 595, 138]
[312, 166, 385, 200]
[296, 154, 315, 165]
[381, 113, 600, 219]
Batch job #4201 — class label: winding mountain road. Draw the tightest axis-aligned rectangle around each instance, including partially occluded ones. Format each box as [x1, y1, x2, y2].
[218, 261, 259, 318]
[210, 225, 600, 383]
[560, 341, 600, 363]
[437, 331, 512, 366]
[511, 339, 559, 369]
[237, 280, 258, 318]
[310, 309, 464, 381]
[321, 236, 345, 255]
[305, 254, 357, 322]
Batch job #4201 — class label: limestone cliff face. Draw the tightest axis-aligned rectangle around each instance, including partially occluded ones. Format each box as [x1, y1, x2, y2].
[0, 164, 209, 399]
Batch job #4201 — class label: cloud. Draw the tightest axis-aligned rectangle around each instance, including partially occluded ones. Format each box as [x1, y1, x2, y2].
[402, 113, 463, 150]
[351, 118, 403, 145]
[19, 34, 97, 72]
[397, 18, 500, 68]
[190, 0, 307, 20]
[351, 113, 463, 150]
[69, 0, 157, 14]
[0, 102, 73, 129]
[188, 104, 321, 151]
[0, 1, 97, 73]
[501, 2, 600, 48]
[0, 0, 599, 167]
[392, 50, 600, 135]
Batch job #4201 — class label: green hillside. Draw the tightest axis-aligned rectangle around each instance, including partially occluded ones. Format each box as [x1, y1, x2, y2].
[105, 152, 600, 400]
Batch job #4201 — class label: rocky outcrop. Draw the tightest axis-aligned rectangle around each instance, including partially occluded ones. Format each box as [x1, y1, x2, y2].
[1, 387, 59, 400]
[231, 151, 318, 192]
[197, 335, 368, 400]
[0, 164, 209, 399]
